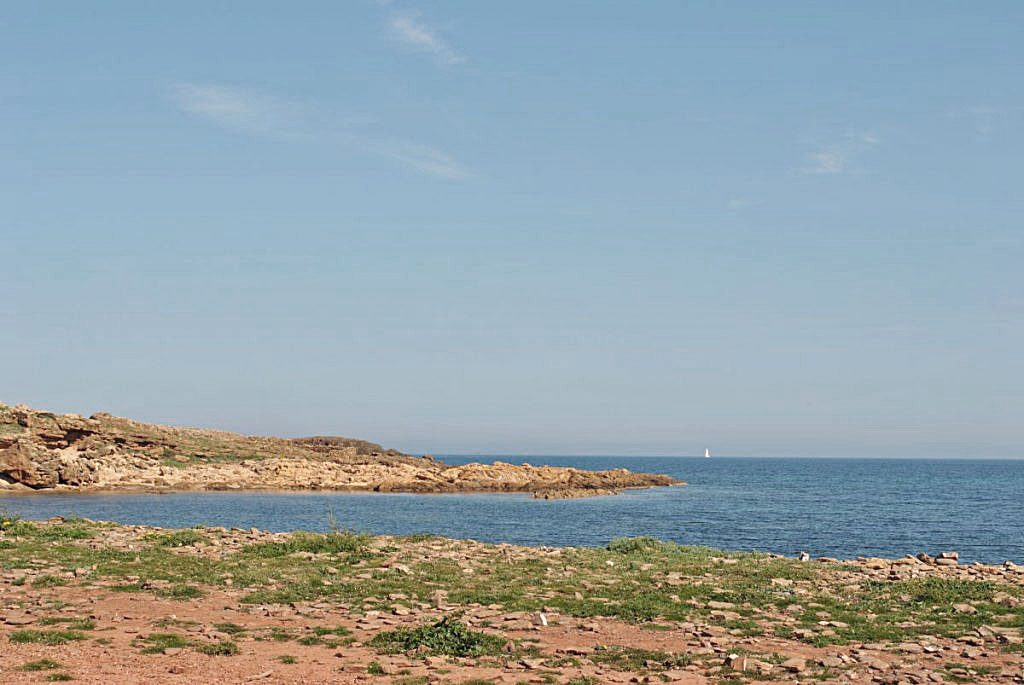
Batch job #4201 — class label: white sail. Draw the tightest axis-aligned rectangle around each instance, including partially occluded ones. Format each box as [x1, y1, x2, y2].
[704, 448, 711, 458]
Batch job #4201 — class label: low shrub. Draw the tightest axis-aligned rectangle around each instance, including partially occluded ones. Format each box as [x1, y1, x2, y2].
[369, 615, 507, 657]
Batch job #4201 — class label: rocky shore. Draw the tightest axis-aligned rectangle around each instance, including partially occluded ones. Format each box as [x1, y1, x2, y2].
[1, 519, 1022, 684]
[0, 402, 680, 498]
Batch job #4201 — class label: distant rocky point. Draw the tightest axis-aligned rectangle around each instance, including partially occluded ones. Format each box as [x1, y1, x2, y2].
[0, 402, 681, 497]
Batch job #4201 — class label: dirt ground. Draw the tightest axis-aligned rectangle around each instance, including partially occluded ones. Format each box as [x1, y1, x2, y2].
[2, 583, 1022, 683]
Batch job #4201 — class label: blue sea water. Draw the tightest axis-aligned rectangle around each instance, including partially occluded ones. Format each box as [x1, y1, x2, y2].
[2, 457, 1022, 563]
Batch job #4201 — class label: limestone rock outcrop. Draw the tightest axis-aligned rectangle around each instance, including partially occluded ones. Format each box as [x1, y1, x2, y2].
[0, 402, 681, 497]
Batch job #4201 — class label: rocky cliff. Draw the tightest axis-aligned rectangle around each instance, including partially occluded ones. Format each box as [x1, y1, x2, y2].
[0, 402, 681, 497]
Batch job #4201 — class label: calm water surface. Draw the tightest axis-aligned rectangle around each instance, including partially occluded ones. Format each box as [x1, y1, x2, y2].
[2, 457, 1022, 563]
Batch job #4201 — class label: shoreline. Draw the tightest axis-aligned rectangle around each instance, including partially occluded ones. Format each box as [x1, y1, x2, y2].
[1, 508, 1019, 566]
[5, 515, 1024, 570]
[0, 481, 685, 499]
[2, 514, 1022, 569]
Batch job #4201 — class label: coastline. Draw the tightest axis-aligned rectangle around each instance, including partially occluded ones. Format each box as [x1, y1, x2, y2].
[0, 481, 685, 498]
[0, 402, 681, 498]
[2, 518, 1022, 683]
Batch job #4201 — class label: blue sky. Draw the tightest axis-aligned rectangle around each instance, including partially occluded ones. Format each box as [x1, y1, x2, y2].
[3, 2, 1022, 457]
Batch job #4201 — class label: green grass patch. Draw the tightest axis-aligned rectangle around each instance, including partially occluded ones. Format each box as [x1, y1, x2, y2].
[7, 519, 95, 541]
[135, 633, 239, 656]
[607, 536, 671, 554]
[9, 630, 87, 645]
[19, 659, 63, 672]
[591, 645, 692, 672]
[369, 615, 507, 657]
[213, 622, 247, 635]
[38, 617, 96, 631]
[876, 577, 996, 605]
[110, 583, 146, 593]
[152, 617, 200, 629]
[397, 533, 442, 543]
[392, 677, 429, 685]
[311, 625, 351, 637]
[239, 531, 371, 559]
[137, 632, 191, 654]
[195, 640, 239, 656]
[32, 575, 69, 588]
[266, 627, 295, 642]
[155, 584, 203, 600]
[144, 529, 206, 547]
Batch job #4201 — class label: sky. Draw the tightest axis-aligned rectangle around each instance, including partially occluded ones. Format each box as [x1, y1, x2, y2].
[2, 2, 1022, 457]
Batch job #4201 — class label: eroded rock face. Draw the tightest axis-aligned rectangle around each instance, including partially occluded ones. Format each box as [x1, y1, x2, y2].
[0, 441, 53, 487]
[0, 401, 682, 496]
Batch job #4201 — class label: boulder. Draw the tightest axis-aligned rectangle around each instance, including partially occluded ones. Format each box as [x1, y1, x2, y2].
[0, 440, 58, 488]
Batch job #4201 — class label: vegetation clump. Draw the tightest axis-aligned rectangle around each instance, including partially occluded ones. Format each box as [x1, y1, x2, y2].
[606, 536, 670, 554]
[144, 529, 206, 547]
[38, 617, 96, 631]
[9, 630, 88, 645]
[19, 659, 63, 672]
[591, 645, 692, 672]
[156, 584, 204, 600]
[137, 633, 191, 654]
[240, 531, 371, 559]
[213, 622, 247, 635]
[195, 640, 239, 656]
[135, 633, 238, 656]
[3, 518, 95, 541]
[1, 509, 22, 531]
[369, 615, 507, 657]
[32, 575, 69, 588]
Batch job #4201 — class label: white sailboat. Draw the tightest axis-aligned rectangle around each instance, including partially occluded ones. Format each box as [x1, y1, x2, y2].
[704, 448, 711, 459]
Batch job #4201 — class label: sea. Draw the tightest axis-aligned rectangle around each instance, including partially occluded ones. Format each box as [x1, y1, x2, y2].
[2, 456, 1022, 564]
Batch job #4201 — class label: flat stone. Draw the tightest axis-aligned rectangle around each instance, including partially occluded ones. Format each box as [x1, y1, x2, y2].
[3, 615, 37, 626]
[781, 657, 807, 672]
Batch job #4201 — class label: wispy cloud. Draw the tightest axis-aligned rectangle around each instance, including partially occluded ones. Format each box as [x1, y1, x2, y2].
[805, 151, 846, 175]
[168, 82, 469, 180]
[947, 105, 1024, 140]
[169, 83, 305, 139]
[389, 11, 465, 66]
[370, 140, 468, 180]
[802, 131, 880, 175]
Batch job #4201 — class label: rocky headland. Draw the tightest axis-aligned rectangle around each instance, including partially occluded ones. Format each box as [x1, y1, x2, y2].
[0, 402, 680, 498]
